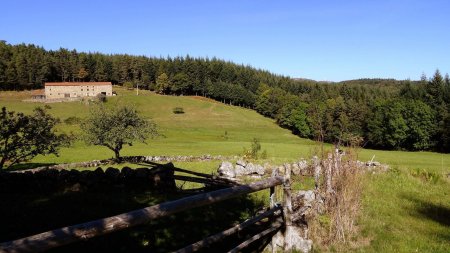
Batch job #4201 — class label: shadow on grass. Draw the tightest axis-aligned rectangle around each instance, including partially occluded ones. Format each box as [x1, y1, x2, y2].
[415, 202, 450, 228]
[401, 194, 450, 244]
[5, 162, 57, 171]
[0, 164, 269, 252]
[402, 194, 450, 227]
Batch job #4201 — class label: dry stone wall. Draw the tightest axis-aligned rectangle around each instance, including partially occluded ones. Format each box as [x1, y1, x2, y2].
[217, 156, 389, 179]
[24, 155, 230, 173]
[0, 166, 175, 194]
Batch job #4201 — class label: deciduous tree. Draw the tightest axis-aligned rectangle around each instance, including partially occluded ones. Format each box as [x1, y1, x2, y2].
[0, 106, 70, 169]
[290, 103, 311, 138]
[156, 72, 171, 94]
[81, 104, 158, 161]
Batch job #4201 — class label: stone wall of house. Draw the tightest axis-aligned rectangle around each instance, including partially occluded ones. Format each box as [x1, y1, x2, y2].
[45, 84, 112, 99]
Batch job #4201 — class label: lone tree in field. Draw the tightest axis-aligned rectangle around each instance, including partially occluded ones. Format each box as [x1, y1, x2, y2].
[82, 104, 158, 161]
[0, 106, 70, 169]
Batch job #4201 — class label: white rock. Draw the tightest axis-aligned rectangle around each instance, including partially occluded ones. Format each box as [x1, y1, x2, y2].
[218, 161, 235, 178]
[236, 159, 247, 167]
[255, 164, 265, 175]
[234, 164, 246, 176]
[297, 190, 315, 207]
[292, 163, 301, 175]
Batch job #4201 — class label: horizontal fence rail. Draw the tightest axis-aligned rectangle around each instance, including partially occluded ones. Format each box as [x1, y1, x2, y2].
[173, 175, 233, 187]
[175, 205, 283, 253]
[0, 176, 284, 253]
[227, 219, 284, 253]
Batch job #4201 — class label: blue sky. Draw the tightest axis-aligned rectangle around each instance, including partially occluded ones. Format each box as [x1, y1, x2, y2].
[1, 0, 449, 81]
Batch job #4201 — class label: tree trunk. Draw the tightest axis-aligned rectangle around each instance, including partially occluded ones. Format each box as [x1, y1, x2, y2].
[114, 149, 121, 162]
[0, 156, 6, 170]
[325, 153, 333, 194]
[283, 163, 293, 252]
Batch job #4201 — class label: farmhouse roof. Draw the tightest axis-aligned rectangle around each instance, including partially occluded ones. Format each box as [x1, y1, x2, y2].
[45, 82, 112, 86]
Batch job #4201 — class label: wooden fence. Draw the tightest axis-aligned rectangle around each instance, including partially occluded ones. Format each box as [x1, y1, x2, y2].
[0, 165, 293, 253]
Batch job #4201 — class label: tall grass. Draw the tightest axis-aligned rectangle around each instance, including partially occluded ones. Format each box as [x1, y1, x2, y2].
[309, 141, 365, 251]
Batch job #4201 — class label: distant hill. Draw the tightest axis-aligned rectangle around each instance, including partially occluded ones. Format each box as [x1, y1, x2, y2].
[338, 78, 419, 86]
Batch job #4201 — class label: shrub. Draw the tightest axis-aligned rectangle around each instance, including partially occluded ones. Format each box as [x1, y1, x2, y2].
[221, 131, 229, 140]
[243, 138, 267, 160]
[410, 168, 442, 184]
[96, 93, 107, 103]
[173, 107, 185, 114]
[123, 81, 134, 90]
[64, 116, 81, 125]
[260, 149, 268, 159]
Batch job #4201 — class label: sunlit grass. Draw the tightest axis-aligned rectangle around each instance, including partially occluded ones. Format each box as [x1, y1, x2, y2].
[356, 168, 450, 253]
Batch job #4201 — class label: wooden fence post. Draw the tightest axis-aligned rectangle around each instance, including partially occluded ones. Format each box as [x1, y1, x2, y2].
[270, 168, 279, 209]
[269, 185, 276, 253]
[313, 156, 321, 190]
[270, 186, 275, 208]
[325, 152, 333, 194]
[270, 168, 280, 253]
[283, 163, 293, 252]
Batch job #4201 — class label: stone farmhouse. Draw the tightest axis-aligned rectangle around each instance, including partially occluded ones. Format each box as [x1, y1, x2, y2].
[44, 82, 113, 99]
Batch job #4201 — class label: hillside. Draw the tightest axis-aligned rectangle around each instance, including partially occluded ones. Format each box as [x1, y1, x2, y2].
[0, 87, 317, 164]
[0, 87, 448, 169]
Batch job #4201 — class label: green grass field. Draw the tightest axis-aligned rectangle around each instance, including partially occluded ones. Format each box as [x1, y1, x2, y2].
[1, 88, 449, 252]
[1, 88, 318, 164]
